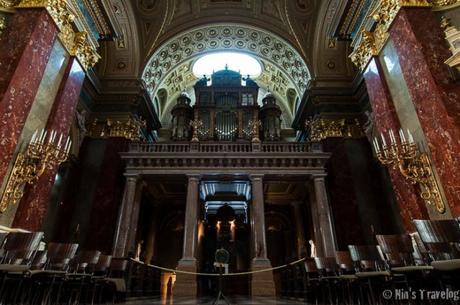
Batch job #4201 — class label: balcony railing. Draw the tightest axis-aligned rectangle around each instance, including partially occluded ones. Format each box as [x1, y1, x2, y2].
[128, 142, 311, 154]
[122, 141, 329, 174]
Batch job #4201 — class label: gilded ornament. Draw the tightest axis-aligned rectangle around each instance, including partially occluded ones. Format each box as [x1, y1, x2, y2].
[0, 16, 6, 35]
[15, 0, 99, 70]
[0, 129, 71, 213]
[0, 0, 20, 8]
[190, 118, 203, 142]
[350, 0, 431, 70]
[373, 129, 446, 214]
[96, 117, 147, 141]
[305, 118, 347, 142]
[430, 0, 459, 7]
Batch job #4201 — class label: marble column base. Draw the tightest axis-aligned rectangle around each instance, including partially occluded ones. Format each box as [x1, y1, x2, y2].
[251, 258, 276, 297]
[174, 258, 198, 298]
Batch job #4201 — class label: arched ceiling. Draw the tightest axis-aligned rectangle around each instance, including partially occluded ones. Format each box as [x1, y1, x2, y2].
[94, 0, 356, 116]
[142, 23, 310, 108]
[155, 54, 299, 116]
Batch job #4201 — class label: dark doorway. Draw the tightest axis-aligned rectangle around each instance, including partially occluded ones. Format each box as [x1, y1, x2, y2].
[198, 180, 252, 297]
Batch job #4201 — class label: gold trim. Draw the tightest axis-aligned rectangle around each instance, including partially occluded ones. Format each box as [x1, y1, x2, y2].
[0, 0, 20, 8]
[350, 0, 431, 70]
[14, 0, 99, 70]
[0, 16, 6, 35]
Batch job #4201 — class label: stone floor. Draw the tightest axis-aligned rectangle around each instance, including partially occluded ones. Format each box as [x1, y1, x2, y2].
[123, 297, 307, 304]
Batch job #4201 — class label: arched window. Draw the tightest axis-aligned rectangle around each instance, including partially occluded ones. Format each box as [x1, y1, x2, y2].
[192, 52, 262, 77]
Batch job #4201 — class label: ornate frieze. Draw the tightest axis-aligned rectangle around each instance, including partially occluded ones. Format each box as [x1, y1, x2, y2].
[8, 0, 100, 70]
[350, 0, 431, 70]
[90, 117, 147, 141]
[305, 117, 363, 142]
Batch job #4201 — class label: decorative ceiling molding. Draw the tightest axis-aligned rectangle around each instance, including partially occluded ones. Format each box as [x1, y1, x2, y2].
[142, 23, 311, 100]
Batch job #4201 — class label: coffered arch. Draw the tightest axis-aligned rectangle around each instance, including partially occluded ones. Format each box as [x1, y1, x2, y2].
[142, 23, 310, 123]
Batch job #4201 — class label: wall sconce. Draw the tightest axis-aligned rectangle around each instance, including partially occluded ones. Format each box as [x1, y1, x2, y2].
[373, 129, 445, 214]
[0, 129, 71, 212]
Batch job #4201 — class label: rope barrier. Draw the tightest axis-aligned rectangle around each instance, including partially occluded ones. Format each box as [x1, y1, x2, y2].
[130, 257, 306, 277]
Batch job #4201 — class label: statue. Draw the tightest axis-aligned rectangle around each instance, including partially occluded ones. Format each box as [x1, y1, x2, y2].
[309, 239, 317, 258]
[135, 240, 144, 261]
[363, 110, 375, 141]
[76, 109, 87, 136]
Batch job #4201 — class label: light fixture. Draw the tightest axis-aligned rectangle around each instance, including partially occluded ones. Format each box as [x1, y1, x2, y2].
[0, 129, 71, 212]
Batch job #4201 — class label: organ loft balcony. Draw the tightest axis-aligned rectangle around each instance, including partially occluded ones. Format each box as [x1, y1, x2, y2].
[121, 68, 330, 175]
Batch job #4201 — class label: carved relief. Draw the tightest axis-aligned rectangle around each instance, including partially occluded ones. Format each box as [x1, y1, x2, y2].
[138, 0, 157, 11]
[262, 0, 282, 19]
[174, 0, 192, 16]
[297, 0, 308, 10]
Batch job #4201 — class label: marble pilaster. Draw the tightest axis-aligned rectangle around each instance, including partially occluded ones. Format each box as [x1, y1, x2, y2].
[250, 174, 275, 298]
[307, 182, 324, 257]
[174, 175, 200, 298]
[0, 9, 57, 189]
[389, 7, 460, 217]
[363, 57, 428, 229]
[126, 182, 144, 256]
[0, 39, 69, 227]
[13, 57, 85, 231]
[312, 176, 337, 257]
[113, 175, 140, 257]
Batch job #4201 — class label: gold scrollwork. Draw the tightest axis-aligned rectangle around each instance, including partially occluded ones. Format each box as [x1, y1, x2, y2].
[350, 0, 431, 70]
[0, 16, 6, 35]
[0, 130, 71, 213]
[14, 0, 99, 70]
[305, 117, 356, 142]
[95, 117, 147, 142]
[373, 130, 446, 214]
[0, 0, 20, 8]
[430, 0, 459, 7]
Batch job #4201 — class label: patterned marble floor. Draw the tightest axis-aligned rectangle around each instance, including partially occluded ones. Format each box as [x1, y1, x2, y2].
[122, 297, 307, 305]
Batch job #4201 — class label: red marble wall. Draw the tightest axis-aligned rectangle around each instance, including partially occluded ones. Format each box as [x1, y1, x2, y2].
[322, 138, 365, 248]
[84, 138, 129, 253]
[390, 8, 460, 217]
[13, 58, 85, 231]
[46, 137, 128, 253]
[0, 9, 57, 187]
[364, 58, 428, 230]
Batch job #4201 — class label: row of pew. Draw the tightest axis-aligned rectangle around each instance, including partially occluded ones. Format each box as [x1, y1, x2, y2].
[278, 219, 460, 305]
[0, 232, 161, 304]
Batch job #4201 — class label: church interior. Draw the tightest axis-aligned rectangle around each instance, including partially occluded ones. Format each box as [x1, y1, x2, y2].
[1, 0, 460, 304]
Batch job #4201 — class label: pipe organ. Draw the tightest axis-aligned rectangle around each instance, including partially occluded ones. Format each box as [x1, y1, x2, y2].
[170, 68, 282, 142]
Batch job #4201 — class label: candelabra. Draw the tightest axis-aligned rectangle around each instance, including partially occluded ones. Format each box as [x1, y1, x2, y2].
[190, 119, 203, 142]
[248, 120, 262, 142]
[0, 129, 72, 213]
[373, 129, 445, 214]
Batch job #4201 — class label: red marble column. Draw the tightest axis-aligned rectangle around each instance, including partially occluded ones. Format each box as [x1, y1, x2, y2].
[13, 57, 85, 230]
[363, 57, 428, 230]
[0, 9, 58, 186]
[389, 8, 460, 217]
